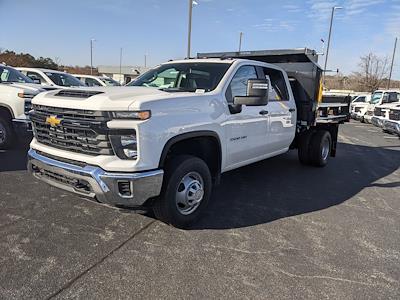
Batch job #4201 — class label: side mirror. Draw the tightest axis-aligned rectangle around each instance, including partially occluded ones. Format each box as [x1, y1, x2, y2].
[233, 78, 269, 106]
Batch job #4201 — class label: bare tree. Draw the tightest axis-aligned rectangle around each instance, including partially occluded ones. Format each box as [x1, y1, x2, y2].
[353, 53, 389, 92]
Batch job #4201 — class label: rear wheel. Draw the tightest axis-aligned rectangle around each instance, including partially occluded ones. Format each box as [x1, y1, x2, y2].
[0, 116, 15, 149]
[153, 155, 212, 228]
[309, 130, 332, 167]
[298, 130, 314, 165]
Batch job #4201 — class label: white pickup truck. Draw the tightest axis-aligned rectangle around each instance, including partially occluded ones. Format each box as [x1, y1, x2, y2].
[0, 64, 53, 148]
[364, 90, 400, 123]
[370, 91, 400, 127]
[27, 49, 350, 227]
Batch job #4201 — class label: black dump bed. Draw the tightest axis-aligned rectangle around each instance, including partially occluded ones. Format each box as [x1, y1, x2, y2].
[198, 48, 351, 126]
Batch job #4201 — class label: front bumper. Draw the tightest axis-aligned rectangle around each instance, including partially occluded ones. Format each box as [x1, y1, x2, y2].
[364, 114, 373, 123]
[383, 120, 400, 136]
[371, 116, 384, 127]
[27, 149, 164, 207]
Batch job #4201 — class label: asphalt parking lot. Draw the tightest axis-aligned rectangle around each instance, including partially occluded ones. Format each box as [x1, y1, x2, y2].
[0, 121, 399, 299]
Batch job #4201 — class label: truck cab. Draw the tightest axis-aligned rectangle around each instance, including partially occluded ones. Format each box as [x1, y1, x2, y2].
[27, 49, 350, 228]
[17, 67, 86, 88]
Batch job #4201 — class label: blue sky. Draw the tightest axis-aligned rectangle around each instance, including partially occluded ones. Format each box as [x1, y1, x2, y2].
[0, 0, 399, 79]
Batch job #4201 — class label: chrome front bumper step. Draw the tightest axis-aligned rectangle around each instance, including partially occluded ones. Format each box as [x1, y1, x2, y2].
[27, 149, 164, 207]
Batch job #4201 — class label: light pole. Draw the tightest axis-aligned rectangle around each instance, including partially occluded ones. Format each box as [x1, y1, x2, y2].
[238, 32, 243, 52]
[119, 47, 122, 84]
[387, 37, 398, 89]
[322, 6, 342, 85]
[187, 0, 198, 58]
[90, 38, 96, 75]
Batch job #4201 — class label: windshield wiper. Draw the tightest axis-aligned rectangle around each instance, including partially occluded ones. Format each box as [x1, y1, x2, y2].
[159, 87, 196, 93]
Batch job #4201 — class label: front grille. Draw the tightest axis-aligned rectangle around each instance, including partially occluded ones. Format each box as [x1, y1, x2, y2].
[389, 110, 400, 121]
[31, 105, 114, 156]
[374, 107, 382, 116]
[31, 164, 92, 194]
[355, 107, 361, 112]
[366, 110, 374, 116]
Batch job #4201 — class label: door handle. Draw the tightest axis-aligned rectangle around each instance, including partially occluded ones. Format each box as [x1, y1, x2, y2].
[259, 110, 269, 116]
[289, 108, 296, 112]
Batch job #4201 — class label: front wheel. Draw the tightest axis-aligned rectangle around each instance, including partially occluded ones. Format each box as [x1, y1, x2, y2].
[153, 155, 212, 228]
[0, 117, 15, 149]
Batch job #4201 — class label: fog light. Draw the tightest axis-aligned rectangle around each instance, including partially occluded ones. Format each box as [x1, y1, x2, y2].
[123, 149, 137, 159]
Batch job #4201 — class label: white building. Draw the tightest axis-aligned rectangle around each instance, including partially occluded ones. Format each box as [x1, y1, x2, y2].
[97, 65, 150, 85]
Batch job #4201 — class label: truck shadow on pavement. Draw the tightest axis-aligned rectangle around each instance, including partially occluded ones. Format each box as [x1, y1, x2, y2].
[0, 144, 30, 172]
[192, 142, 400, 230]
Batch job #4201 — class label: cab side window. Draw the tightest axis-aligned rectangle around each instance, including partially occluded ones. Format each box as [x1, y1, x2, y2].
[84, 78, 102, 86]
[225, 65, 258, 103]
[27, 71, 46, 84]
[354, 96, 366, 103]
[262, 67, 289, 101]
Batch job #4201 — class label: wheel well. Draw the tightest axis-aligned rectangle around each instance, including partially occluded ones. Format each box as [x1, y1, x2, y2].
[0, 106, 13, 121]
[160, 134, 222, 184]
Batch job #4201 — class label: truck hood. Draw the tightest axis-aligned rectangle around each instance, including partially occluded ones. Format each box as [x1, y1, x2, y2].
[376, 102, 400, 109]
[1, 82, 45, 94]
[32, 86, 181, 110]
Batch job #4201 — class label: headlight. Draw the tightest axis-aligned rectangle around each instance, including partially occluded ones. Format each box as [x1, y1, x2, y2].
[110, 133, 138, 160]
[112, 110, 151, 120]
[17, 92, 35, 99]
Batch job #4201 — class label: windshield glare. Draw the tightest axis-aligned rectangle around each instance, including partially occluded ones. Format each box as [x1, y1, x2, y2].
[370, 92, 383, 104]
[46, 72, 85, 87]
[0, 66, 34, 83]
[128, 62, 231, 92]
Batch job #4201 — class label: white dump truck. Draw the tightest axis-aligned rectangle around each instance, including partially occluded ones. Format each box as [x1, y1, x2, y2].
[27, 49, 350, 227]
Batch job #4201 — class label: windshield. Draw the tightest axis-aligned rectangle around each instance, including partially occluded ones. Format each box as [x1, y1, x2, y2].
[128, 62, 231, 92]
[100, 77, 120, 86]
[0, 66, 34, 83]
[46, 72, 85, 87]
[370, 92, 383, 104]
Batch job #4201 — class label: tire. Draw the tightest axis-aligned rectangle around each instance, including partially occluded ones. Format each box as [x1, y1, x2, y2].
[153, 155, 212, 228]
[360, 116, 365, 123]
[0, 116, 15, 149]
[309, 130, 332, 167]
[298, 130, 314, 165]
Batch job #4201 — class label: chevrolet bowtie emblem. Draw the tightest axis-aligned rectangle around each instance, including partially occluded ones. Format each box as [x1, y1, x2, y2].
[45, 115, 62, 127]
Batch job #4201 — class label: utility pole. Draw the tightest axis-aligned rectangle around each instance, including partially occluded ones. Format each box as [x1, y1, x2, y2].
[119, 47, 123, 84]
[144, 54, 147, 68]
[90, 39, 95, 75]
[187, 1, 198, 58]
[387, 37, 398, 89]
[322, 6, 342, 85]
[187, 0, 193, 58]
[238, 32, 243, 52]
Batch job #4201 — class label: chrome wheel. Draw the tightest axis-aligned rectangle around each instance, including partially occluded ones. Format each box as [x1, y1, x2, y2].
[175, 171, 204, 215]
[321, 138, 330, 161]
[0, 122, 6, 144]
